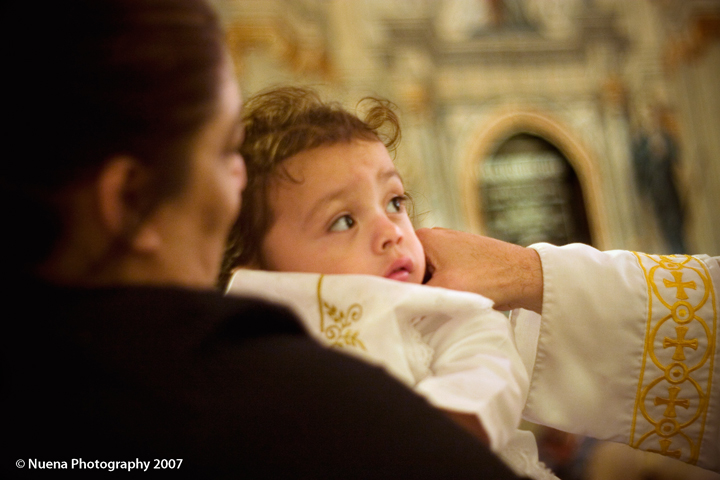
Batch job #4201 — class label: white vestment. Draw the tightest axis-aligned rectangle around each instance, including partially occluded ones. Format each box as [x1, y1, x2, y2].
[514, 243, 720, 473]
[227, 270, 557, 480]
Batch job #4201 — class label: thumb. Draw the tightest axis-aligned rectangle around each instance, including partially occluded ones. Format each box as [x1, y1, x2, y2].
[416, 227, 447, 264]
[417, 228, 441, 285]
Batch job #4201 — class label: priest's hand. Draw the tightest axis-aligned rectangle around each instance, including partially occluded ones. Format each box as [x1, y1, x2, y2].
[417, 227, 543, 313]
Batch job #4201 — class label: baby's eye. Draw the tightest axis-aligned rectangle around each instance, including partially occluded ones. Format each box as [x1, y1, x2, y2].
[329, 214, 355, 232]
[386, 195, 406, 213]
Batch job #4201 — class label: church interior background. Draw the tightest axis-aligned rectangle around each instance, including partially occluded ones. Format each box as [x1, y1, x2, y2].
[213, 0, 719, 478]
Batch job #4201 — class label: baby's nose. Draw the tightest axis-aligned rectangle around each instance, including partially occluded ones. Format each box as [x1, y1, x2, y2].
[374, 217, 403, 253]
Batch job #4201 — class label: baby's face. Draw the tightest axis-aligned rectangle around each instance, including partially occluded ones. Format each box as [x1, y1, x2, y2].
[261, 139, 426, 284]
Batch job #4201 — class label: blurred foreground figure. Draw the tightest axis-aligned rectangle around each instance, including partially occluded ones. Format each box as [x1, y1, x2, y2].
[2, 1, 524, 478]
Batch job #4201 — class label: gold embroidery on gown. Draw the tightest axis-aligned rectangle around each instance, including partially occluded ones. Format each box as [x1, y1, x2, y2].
[316, 274, 366, 350]
[631, 254, 717, 465]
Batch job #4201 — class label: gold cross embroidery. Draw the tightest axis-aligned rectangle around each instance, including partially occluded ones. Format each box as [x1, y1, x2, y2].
[663, 326, 699, 361]
[654, 386, 690, 418]
[648, 439, 683, 459]
[663, 271, 696, 300]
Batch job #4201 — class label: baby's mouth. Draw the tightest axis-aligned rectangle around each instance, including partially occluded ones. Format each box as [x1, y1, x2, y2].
[384, 257, 414, 282]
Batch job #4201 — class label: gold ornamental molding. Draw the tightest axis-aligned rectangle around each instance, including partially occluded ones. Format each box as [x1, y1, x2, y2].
[225, 20, 333, 80]
[664, 13, 720, 72]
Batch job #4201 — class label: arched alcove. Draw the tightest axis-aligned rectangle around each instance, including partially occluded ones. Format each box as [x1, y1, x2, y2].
[461, 109, 610, 249]
[480, 133, 592, 246]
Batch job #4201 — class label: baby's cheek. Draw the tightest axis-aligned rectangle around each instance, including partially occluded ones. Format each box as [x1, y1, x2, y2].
[315, 251, 355, 275]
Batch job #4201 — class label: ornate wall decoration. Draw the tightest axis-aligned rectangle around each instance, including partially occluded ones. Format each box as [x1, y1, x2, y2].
[225, 20, 333, 80]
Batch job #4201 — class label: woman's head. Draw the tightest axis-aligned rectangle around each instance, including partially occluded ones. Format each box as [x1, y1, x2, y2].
[221, 87, 420, 285]
[6, 0, 245, 285]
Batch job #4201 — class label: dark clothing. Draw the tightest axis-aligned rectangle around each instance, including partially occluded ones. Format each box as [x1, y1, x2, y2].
[5, 282, 523, 479]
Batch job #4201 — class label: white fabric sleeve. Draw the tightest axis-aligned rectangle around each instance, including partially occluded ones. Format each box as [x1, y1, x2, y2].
[413, 305, 528, 451]
[512, 243, 720, 473]
[226, 270, 528, 451]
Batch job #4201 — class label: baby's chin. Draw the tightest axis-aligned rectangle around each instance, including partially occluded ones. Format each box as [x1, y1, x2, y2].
[411, 268, 426, 284]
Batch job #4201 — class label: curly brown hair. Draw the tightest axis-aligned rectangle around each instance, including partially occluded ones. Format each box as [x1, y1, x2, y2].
[219, 86, 403, 287]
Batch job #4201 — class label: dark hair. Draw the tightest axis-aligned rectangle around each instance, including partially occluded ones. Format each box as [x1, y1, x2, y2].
[4, 0, 225, 271]
[220, 86, 402, 286]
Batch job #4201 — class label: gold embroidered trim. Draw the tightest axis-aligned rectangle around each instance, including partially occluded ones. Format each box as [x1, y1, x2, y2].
[630, 254, 717, 464]
[316, 275, 366, 351]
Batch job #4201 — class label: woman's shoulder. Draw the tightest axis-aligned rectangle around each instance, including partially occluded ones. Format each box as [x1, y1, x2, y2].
[10, 281, 310, 384]
[24, 280, 306, 337]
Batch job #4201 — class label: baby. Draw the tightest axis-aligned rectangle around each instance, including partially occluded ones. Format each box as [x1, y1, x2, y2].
[221, 87, 424, 285]
[222, 87, 555, 480]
